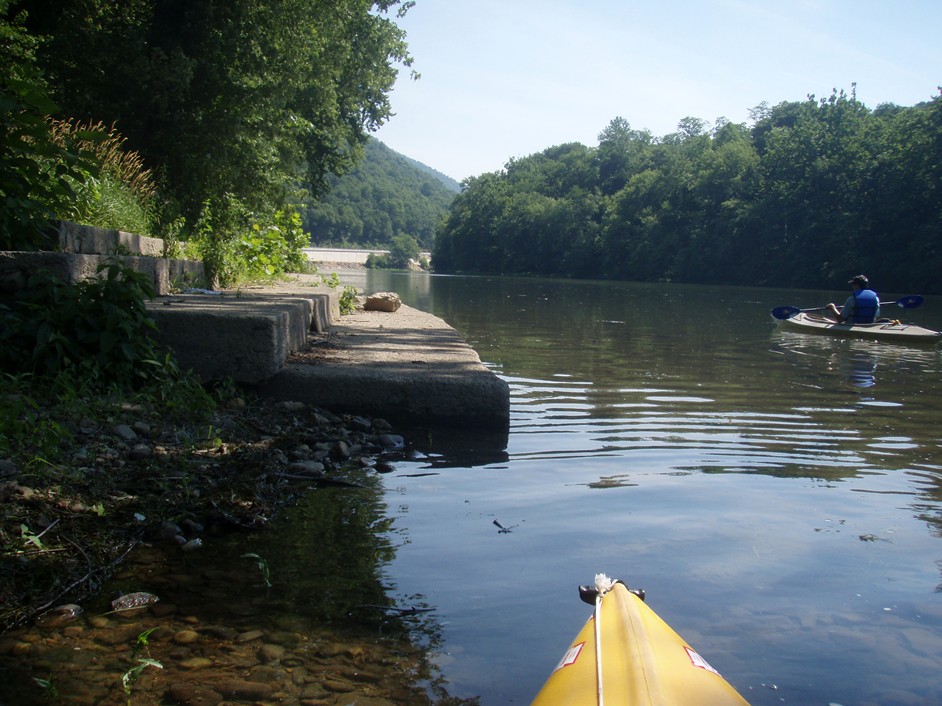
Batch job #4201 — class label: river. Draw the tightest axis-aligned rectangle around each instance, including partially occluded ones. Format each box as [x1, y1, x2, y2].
[10, 272, 938, 705]
[333, 272, 942, 705]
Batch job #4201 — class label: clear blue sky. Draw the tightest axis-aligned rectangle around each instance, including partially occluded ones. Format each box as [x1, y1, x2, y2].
[373, 0, 941, 182]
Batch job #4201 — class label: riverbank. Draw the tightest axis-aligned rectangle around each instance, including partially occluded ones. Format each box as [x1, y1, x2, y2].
[0, 276, 501, 704]
[0, 379, 476, 704]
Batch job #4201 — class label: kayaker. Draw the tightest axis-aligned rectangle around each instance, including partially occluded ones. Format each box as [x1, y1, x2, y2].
[826, 275, 881, 323]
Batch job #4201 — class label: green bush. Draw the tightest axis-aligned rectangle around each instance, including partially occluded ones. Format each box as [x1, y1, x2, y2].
[0, 5, 96, 250]
[189, 195, 309, 288]
[0, 261, 164, 387]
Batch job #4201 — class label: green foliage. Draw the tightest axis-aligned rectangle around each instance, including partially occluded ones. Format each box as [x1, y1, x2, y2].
[319, 272, 359, 315]
[122, 656, 162, 704]
[18, 0, 415, 251]
[366, 233, 421, 269]
[434, 89, 942, 293]
[188, 196, 309, 287]
[51, 119, 157, 236]
[0, 379, 68, 461]
[0, 261, 165, 387]
[0, 3, 96, 249]
[301, 138, 458, 249]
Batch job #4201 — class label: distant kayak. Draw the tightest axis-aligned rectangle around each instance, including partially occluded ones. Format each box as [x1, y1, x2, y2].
[775, 312, 942, 344]
[531, 575, 750, 706]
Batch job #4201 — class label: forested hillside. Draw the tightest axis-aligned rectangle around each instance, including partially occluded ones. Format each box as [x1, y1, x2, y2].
[433, 89, 942, 294]
[301, 139, 459, 249]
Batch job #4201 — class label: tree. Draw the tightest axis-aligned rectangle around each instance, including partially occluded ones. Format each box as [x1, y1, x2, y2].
[12, 0, 414, 227]
[0, 0, 95, 248]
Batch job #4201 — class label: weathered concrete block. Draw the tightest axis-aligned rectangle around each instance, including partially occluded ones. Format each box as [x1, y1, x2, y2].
[145, 293, 326, 383]
[0, 251, 202, 297]
[56, 221, 165, 257]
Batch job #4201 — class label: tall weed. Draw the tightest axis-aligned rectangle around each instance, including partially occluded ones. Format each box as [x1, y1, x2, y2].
[48, 120, 157, 236]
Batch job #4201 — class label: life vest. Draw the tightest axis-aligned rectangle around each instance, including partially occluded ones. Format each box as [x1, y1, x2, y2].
[851, 289, 879, 323]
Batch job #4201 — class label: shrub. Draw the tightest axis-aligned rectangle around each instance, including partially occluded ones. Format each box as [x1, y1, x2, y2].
[189, 195, 309, 287]
[0, 261, 165, 387]
[0, 6, 96, 250]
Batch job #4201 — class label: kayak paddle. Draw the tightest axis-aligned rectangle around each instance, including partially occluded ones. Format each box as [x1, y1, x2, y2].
[771, 295, 924, 321]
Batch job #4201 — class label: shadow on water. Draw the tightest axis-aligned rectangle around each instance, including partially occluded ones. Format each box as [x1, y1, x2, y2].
[0, 466, 479, 705]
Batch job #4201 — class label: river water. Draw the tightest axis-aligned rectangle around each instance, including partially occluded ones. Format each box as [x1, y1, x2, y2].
[334, 272, 942, 706]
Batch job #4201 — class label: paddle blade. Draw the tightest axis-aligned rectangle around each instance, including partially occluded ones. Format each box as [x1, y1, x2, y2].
[771, 306, 801, 320]
[893, 295, 924, 309]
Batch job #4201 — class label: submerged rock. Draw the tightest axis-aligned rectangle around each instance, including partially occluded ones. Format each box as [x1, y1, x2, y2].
[35, 604, 83, 629]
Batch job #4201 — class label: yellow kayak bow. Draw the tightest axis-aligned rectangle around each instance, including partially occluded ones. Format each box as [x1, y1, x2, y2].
[531, 575, 751, 706]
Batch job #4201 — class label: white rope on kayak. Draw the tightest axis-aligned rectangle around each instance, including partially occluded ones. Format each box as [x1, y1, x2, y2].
[594, 573, 616, 706]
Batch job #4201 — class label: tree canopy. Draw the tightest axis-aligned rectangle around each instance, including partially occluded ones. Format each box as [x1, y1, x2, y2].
[8, 0, 414, 230]
[434, 89, 942, 294]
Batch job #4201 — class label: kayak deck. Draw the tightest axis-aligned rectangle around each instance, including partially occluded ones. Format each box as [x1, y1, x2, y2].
[777, 312, 942, 343]
[532, 576, 750, 706]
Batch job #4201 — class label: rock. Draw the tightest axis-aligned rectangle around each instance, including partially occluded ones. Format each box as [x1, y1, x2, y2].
[322, 678, 356, 693]
[35, 604, 83, 629]
[178, 656, 213, 670]
[257, 643, 286, 663]
[174, 629, 200, 644]
[113, 424, 137, 442]
[212, 679, 275, 701]
[364, 291, 401, 312]
[236, 629, 265, 643]
[200, 625, 238, 640]
[129, 444, 151, 460]
[166, 681, 223, 705]
[285, 461, 324, 476]
[378, 434, 405, 449]
[0, 459, 18, 478]
[132, 421, 151, 437]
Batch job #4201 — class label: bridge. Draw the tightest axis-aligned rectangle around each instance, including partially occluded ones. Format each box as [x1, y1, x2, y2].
[302, 247, 431, 265]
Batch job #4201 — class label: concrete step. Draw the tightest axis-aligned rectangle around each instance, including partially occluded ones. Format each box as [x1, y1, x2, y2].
[146, 288, 339, 385]
[3, 223, 509, 429]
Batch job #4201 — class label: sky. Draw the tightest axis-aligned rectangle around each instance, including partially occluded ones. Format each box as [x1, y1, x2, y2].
[373, 0, 942, 182]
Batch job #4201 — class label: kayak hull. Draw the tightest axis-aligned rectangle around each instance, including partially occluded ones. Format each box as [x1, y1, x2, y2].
[531, 582, 750, 706]
[777, 312, 942, 343]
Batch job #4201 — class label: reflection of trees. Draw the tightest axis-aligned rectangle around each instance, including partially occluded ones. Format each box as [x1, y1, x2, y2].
[243, 470, 478, 703]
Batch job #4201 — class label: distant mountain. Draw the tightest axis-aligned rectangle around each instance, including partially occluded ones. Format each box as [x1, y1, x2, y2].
[300, 138, 460, 249]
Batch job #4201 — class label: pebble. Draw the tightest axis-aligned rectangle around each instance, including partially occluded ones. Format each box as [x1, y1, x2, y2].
[128, 444, 151, 460]
[113, 424, 137, 442]
[286, 461, 324, 476]
[258, 643, 286, 663]
[378, 434, 405, 449]
[132, 421, 151, 437]
[34, 604, 83, 628]
[179, 656, 213, 670]
[237, 629, 265, 643]
[174, 629, 200, 644]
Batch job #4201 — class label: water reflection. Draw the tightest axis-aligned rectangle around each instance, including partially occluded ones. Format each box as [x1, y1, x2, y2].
[336, 272, 942, 705]
[0, 466, 473, 706]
